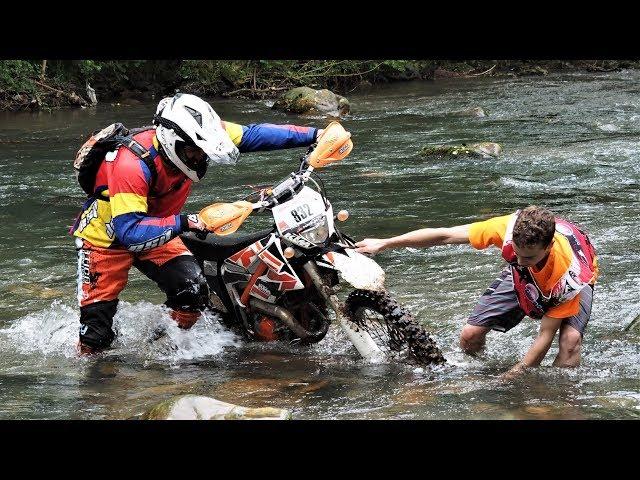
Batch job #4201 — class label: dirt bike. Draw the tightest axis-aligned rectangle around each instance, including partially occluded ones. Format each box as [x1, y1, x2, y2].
[180, 122, 445, 366]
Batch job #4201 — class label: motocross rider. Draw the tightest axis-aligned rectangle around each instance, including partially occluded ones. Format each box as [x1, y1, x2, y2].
[72, 93, 322, 355]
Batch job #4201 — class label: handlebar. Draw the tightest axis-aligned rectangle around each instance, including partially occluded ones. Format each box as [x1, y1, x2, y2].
[242, 144, 321, 213]
[271, 173, 302, 200]
[249, 160, 316, 212]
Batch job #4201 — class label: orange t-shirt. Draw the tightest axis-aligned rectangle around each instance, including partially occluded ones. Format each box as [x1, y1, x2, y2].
[468, 214, 591, 319]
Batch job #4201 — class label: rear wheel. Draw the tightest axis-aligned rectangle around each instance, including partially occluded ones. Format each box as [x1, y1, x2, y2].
[344, 289, 446, 366]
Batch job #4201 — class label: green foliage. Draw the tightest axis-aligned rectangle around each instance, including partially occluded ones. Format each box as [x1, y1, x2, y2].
[0, 60, 39, 93]
[5, 59, 619, 111]
[0, 59, 435, 106]
[42, 60, 153, 92]
[78, 60, 103, 78]
[71, 60, 146, 84]
[177, 60, 427, 95]
[179, 60, 255, 93]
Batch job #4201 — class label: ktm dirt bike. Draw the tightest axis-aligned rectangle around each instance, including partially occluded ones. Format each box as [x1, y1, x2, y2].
[180, 122, 445, 366]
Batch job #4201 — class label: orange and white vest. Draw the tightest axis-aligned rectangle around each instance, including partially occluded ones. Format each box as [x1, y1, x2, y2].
[501, 211, 597, 319]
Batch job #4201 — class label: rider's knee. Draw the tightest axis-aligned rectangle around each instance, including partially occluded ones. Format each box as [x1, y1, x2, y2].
[161, 257, 209, 328]
[79, 299, 118, 351]
[459, 325, 486, 354]
[166, 272, 209, 311]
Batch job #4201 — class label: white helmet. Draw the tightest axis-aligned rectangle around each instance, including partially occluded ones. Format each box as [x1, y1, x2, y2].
[153, 93, 240, 182]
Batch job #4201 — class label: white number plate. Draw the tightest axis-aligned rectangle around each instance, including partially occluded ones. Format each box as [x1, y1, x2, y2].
[273, 187, 325, 233]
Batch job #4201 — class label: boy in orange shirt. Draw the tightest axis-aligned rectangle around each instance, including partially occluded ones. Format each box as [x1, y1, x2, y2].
[355, 206, 598, 378]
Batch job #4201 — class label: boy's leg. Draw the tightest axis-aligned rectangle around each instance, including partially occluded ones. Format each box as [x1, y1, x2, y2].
[553, 285, 593, 367]
[463, 268, 526, 355]
[460, 324, 491, 354]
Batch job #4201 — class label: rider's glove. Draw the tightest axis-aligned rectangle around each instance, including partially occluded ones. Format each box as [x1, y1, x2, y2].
[181, 213, 208, 239]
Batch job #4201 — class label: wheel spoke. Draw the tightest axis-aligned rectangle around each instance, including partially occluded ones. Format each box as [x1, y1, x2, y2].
[354, 308, 409, 356]
[345, 290, 446, 366]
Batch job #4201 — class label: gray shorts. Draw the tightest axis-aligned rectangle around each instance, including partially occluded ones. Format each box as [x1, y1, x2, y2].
[467, 268, 594, 336]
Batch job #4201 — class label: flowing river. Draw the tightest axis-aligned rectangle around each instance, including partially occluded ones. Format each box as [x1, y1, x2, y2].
[0, 71, 638, 419]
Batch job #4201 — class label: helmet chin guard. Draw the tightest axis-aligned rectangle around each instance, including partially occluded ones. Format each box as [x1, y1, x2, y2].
[154, 93, 240, 182]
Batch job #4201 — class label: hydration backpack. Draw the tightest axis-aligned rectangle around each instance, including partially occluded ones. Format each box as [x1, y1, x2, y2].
[73, 123, 158, 197]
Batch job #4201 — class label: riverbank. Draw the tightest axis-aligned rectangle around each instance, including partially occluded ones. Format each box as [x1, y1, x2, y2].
[1, 59, 638, 112]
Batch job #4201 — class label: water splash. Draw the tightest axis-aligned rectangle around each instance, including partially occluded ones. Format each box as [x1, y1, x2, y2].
[0, 300, 240, 363]
[0, 300, 79, 358]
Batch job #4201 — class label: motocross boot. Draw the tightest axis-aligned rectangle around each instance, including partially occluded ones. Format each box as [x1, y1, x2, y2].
[255, 316, 278, 341]
[170, 309, 201, 329]
[76, 340, 100, 356]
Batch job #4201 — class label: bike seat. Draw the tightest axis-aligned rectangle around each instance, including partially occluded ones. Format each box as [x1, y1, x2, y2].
[180, 228, 274, 262]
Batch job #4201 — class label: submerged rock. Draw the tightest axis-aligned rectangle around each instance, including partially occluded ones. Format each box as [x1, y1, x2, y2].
[119, 98, 142, 106]
[5, 283, 65, 300]
[145, 394, 292, 420]
[472, 142, 502, 157]
[452, 106, 487, 117]
[272, 87, 350, 116]
[590, 394, 640, 413]
[210, 377, 331, 405]
[420, 142, 502, 159]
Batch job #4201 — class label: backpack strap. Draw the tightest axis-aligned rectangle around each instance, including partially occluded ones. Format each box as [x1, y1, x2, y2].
[128, 125, 156, 136]
[119, 136, 159, 197]
[130, 135, 187, 200]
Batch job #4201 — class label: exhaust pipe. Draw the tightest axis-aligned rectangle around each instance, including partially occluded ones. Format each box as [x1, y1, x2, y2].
[249, 297, 324, 342]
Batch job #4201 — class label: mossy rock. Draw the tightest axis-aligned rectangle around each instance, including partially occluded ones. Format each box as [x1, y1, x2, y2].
[144, 394, 292, 420]
[273, 86, 350, 116]
[521, 65, 549, 76]
[420, 142, 502, 159]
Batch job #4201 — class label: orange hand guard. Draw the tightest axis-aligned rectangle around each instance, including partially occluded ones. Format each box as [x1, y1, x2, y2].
[307, 121, 353, 169]
[199, 200, 253, 236]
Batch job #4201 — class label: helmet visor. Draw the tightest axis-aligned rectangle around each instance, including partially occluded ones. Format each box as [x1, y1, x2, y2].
[175, 141, 209, 179]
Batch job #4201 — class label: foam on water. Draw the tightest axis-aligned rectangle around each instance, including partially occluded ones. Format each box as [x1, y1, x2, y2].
[596, 123, 620, 132]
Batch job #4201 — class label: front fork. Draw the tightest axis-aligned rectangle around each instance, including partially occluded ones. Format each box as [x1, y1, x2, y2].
[302, 261, 384, 363]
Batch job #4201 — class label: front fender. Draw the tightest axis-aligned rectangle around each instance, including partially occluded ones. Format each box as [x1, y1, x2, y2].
[324, 249, 385, 291]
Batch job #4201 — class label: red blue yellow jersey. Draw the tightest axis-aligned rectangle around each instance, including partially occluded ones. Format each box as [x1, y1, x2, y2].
[72, 121, 317, 252]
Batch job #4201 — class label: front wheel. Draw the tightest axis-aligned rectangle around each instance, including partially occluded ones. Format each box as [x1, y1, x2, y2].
[344, 289, 446, 366]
